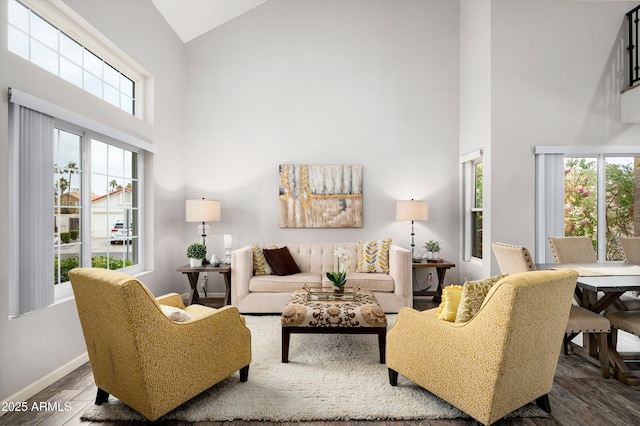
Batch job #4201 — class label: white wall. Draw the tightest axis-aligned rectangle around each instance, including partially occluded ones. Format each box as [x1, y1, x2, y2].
[0, 0, 186, 403]
[183, 0, 461, 294]
[490, 0, 640, 269]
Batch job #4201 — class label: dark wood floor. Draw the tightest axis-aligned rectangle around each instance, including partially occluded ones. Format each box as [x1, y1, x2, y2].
[2, 298, 640, 426]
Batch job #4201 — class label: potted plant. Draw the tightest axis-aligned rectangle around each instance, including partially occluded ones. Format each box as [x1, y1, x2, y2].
[423, 240, 441, 261]
[187, 242, 207, 267]
[326, 247, 351, 294]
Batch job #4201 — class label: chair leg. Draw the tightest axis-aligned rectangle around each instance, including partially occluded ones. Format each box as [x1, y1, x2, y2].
[95, 388, 109, 405]
[239, 365, 249, 382]
[598, 332, 609, 379]
[563, 334, 569, 355]
[535, 394, 551, 413]
[388, 368, 398, 386]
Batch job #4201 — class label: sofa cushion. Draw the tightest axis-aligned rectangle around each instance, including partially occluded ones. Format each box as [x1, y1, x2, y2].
[249, 273, 322, 292]
[252, 245, 275, 276]
[321, 272, 395, 292]
[455, 274, 507, 323]
[357, 238, 392, 273]
[436, 285, 464, 322]
[263, 246, 301, 276]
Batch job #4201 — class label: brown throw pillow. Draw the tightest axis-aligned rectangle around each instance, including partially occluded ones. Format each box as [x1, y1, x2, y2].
[262, 246, 301, 276]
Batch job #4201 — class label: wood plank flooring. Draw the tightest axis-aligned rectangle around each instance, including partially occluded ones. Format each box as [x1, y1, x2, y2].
[2, 298, 640, 426]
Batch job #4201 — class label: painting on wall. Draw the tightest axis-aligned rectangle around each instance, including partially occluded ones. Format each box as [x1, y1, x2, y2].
[279, 164, 363, 228]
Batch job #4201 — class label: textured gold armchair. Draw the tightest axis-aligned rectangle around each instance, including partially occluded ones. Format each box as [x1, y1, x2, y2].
[387, 270, 577, 426]
[70, 268, 252, 421]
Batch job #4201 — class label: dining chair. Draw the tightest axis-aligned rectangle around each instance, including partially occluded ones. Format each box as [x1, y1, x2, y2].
[615, 236, 640, 310]
[548, 236, 597, 264]
[493, 242, 610, 378]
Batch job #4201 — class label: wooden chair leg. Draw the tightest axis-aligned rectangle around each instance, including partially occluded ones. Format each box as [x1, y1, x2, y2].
[598, 332, 609, 378]
[388, 368, 398, 386]
[239, 365, 249, 382]
[563, 334, 569, 355]
[95, 388, 109, 405]
[536, 394, 551, 413]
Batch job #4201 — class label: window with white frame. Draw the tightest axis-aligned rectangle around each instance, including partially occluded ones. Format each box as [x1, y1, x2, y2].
[535, 147, 640, 263]
[7, 0, 138, 116]
[462, 150, 483, 261]
[8, 91, 148, 318]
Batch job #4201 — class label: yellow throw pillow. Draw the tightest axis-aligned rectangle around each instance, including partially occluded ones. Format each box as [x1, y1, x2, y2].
[356, 238, 392, 273]
[252, 245, 275, 276]
[455, 274, 507, 323]
[435, 285, 464, 322]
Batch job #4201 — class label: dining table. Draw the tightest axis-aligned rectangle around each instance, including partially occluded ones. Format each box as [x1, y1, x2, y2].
[538, 263, 640, 385]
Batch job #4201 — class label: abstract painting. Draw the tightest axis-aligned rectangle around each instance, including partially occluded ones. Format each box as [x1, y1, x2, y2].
[279, 164, 363, 228]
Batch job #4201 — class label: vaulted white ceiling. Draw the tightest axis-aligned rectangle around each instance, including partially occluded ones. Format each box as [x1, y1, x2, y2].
[151, 0, 268, 43]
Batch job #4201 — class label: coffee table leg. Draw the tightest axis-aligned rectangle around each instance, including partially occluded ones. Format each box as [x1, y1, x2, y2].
[282, 327, 290, 363]
[378, 328, 386, 364]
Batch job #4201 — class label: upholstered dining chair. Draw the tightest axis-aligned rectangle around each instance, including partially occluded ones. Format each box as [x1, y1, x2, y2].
[548, 236, 597, 263]
[69, 268, 252, 421]
[492, 242, 610, 378]
[615, 236, 640, 311]
[387, 270, 578, 426]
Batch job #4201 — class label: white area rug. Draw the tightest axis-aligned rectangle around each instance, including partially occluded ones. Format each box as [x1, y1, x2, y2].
[81, 315, 548, 422]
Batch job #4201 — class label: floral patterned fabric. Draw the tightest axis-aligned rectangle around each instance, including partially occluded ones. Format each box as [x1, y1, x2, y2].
[455, 274, 507, 323]
[386, 270, 578, 426]
[281, 289, 387, 328]
[69, 268, 252, 421]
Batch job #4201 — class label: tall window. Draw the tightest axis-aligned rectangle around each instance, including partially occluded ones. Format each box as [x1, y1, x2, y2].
[53, 125, 139, 287]
[536, 148, 639, 263]
[7, 0, 136, 115]
[462, 151, 483, 261]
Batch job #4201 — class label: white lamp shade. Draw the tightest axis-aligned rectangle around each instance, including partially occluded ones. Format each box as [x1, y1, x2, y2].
[396, 200, 428, 221]
[185, 199, 221, 222]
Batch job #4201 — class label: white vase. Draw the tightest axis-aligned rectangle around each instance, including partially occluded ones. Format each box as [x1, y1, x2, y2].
[189, 258, 202, 267]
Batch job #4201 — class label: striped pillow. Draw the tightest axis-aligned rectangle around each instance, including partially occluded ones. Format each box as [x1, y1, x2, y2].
[356, 238, 392, 273]
[252, 245, 275, 276]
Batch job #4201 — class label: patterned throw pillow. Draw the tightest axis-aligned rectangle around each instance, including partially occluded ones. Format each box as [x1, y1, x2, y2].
[252, 245, 274, 276]
[435, 285, 464, 322]
[356, 238, 392, 273]
[455, 274, 507, 323]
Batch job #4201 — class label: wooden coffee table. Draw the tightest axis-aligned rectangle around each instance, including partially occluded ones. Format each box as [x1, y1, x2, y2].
[280, 289, 387, 363]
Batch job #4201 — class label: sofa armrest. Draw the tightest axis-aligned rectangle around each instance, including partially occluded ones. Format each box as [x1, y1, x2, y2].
[389, 245, 412, 305]
[156, 293, 185, 309]
[231, 245, 253, 305]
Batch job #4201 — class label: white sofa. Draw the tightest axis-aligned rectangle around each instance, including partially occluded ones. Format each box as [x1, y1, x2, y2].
[231, 242, 412, 313]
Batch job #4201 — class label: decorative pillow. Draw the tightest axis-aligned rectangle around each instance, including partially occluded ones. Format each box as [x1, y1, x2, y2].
[455, 274, 507, 323]
[357, 238, 392, 273]
[435, 285, 464, 322]
[263, 246, 301, 276]
[252, 245, 275, 276]
[160, 305, 191, 322]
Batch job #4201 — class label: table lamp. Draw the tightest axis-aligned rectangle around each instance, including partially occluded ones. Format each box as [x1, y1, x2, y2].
[396, 199, 428, 260]
[185, 198, 221, 250]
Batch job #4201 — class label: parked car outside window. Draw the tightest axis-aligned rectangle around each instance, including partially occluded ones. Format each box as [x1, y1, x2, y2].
[110, 220, 132, 244]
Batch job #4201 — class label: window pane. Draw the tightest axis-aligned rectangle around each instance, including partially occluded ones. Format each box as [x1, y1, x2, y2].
[605, 157, 635, 261]
[104, 63, 120, 88]
[60, 57, 82, 87]
[84, 70, 102, 98]
[31, 39, 58, 74]
[121, 74, 134, 97]
[60, 33, 83, 65]
[8, 0, 29, 30]
[103, 82, 120, 108]
[8, 25, 29, 59]
[120, 95, 134, 114]
[474, 162, 483, 208]
[564, 158, 598, 250]
[31, 12, 58, 51]
[91, 140, 108, 174]
[108, 145, 125, 178]
[472, 211, 483, 259]
[84, 50, 102, 78]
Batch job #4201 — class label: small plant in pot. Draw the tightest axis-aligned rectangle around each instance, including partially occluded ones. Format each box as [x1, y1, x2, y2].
[423, 240, 441, 261]
[187, 242, 207, 267]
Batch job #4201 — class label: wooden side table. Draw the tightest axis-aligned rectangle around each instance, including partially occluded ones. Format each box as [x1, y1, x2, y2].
[412, 260, 456, 303]
[177, 264, 231, 307]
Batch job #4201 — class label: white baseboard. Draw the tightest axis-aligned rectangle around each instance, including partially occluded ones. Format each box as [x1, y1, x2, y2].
[0, 352, 89, 416]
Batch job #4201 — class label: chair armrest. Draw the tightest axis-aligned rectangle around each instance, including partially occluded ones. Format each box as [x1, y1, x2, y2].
[388, 245, 412, 303]
[231, 245, 253, 304]
[156, 293, 185, 309]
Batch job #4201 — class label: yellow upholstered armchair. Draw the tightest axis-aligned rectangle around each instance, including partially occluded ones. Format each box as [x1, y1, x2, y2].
[69, 268, 252, 421]
[386, 270, 577, 426]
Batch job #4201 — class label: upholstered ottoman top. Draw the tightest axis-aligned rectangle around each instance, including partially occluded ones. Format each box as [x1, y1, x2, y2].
[281, 289, 387, 328]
